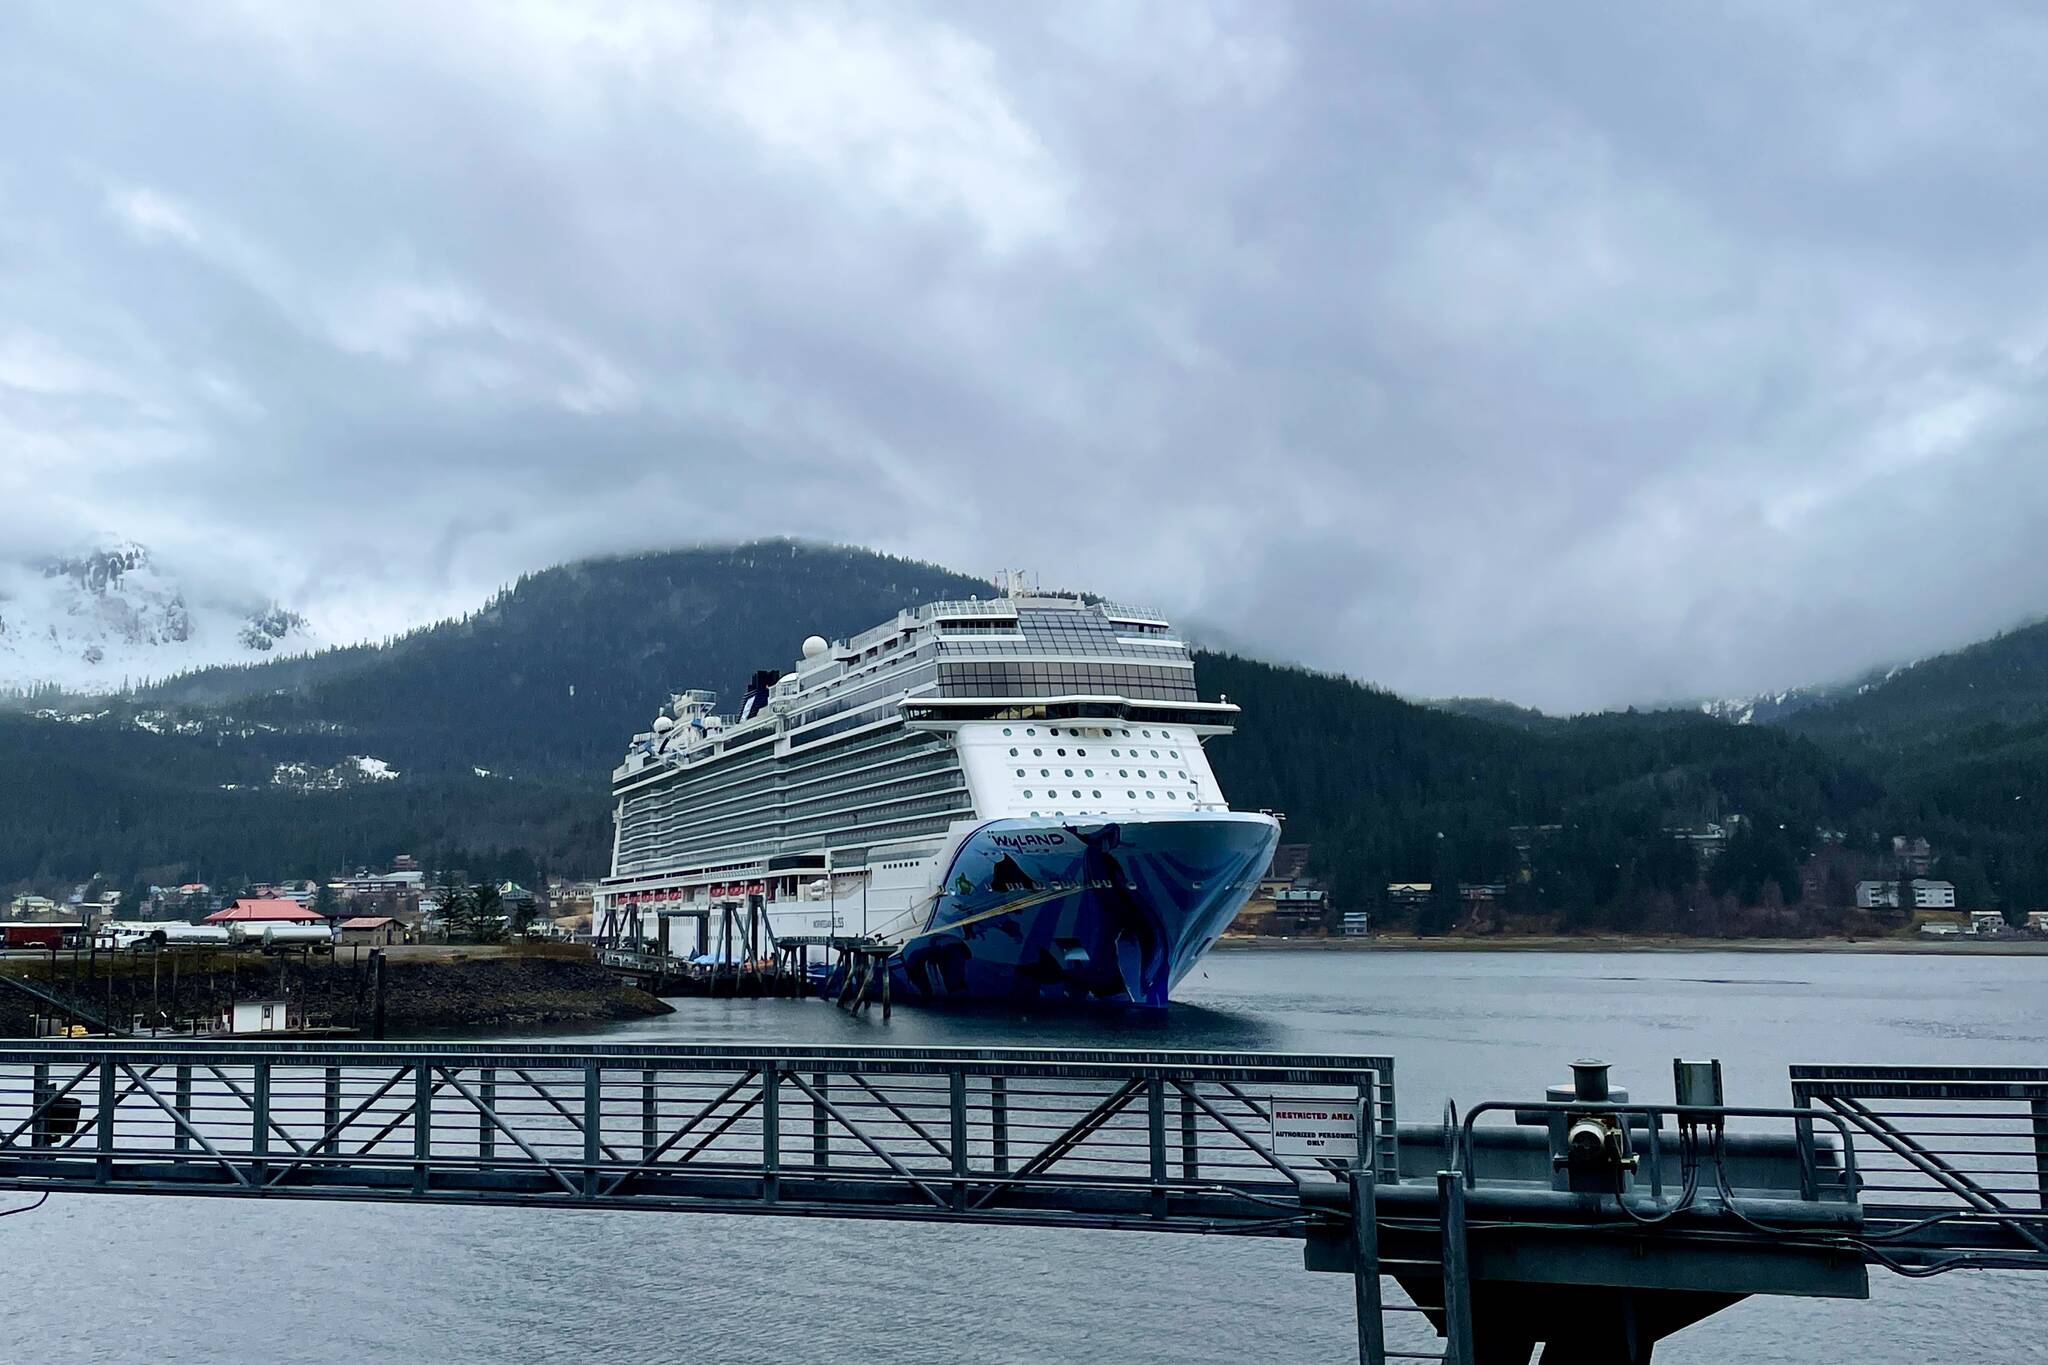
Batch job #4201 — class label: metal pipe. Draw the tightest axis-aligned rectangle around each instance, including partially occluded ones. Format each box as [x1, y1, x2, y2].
[1438, 1170, 1474, 1365]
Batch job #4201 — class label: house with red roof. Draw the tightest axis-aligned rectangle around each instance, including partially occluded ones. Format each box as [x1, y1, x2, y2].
[203, 898, 325, 925]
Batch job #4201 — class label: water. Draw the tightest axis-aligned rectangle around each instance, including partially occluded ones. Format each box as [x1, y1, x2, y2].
[7, 949, 2045, 1363]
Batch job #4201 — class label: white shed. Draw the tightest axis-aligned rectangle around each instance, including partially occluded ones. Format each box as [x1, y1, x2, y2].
[229, 1000, 293, 1033]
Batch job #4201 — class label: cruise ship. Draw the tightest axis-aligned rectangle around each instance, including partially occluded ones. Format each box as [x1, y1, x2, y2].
[598, 579, 1279, 1007]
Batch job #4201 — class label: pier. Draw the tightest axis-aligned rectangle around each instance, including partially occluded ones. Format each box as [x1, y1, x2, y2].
[0, 1041, 2040, 1361]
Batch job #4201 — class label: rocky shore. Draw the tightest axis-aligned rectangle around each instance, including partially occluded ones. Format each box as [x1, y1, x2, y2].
[0, 943, 672, 1037]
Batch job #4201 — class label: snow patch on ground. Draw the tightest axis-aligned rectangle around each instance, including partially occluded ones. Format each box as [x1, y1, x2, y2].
[270, 755, 401, 791]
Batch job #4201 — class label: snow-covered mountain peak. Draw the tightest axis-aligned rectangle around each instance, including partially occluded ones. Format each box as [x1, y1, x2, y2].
[0, 538, 321, 695]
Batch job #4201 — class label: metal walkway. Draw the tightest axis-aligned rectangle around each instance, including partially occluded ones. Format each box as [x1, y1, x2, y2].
[0, 1040, 1393, 1234]
[0, 1043, 2041, 1363]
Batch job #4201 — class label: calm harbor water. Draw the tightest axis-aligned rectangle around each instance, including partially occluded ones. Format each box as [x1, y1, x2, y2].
[7, 949, 2045, 1363]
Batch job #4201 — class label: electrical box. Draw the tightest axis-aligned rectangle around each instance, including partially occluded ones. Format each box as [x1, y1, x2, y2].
[1673, 1058, 1725, 1110]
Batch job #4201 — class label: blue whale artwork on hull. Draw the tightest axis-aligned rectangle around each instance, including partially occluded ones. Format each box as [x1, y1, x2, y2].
[893, 813, 1280, 1008]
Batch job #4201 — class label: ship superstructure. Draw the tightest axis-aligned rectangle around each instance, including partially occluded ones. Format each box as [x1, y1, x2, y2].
[600, 581, 1278, 1006]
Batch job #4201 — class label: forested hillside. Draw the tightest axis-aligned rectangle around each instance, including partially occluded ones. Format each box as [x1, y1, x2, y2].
[1199, 656, 1883, 929]
[139, 541, 993, 777]
[1783, 619, 2048, 752]
[10, 539, 2048, 932]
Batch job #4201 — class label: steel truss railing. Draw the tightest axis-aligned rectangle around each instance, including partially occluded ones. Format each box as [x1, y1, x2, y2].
[1790, 1063, 2048, 1270]
[0, 1041, 1394, 1235]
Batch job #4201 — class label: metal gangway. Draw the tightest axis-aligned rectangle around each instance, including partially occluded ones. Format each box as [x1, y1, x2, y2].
[0, 1041, 2041, 1364]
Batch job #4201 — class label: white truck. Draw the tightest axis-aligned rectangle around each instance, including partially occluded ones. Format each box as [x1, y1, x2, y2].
[93, 922, 234, 951]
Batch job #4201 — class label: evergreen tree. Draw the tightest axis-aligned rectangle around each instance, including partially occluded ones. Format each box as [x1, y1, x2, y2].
[470, 882, 506, 944]
[435, 873, 474, 940]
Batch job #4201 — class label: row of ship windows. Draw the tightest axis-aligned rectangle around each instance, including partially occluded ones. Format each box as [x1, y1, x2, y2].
[625, 782, 971, 843]
[941, 681, 1198, 704]
[792, 707, 913, 749]
[1010, 746, 1182, 760]
[1015, 767, 1189, 781]
[632, 750, 955, 824]
[624, 777, 966, 851]
[1012, 613, 1139, 639]
[629, 732, 940, 814]
[1021, 789, 1188, 802]
[936, 638, 1187, 661]
[1001, 725, 1183, 741]
[939, 663, 1190, 685]
[628, 808, 963, 866]
[793, 657, 936, 726]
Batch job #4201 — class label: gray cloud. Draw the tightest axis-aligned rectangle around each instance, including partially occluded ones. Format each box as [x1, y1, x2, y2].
[4, 1, 2048, 710]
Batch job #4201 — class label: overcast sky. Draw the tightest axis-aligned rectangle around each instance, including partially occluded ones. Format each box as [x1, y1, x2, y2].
[6, 2, 2048, 711]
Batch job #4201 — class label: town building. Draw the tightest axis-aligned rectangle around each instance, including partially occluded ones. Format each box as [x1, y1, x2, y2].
[1385, 883, 1433, 911]
[1892, 837, 1934, 876]
[1264, 887, 1327, 935]
[336, 916, 406, 945]
[203, 898, 325, 926]
[1229, 845, 1332, 935]
[6, 895, 60, 920]
[1912, 880, 1957, 909]
[1664, 823, 1734, 864]
[1857, 879, 1956, 910]
[339, 869, 425, 899]
[1258, 845, 1313, 898]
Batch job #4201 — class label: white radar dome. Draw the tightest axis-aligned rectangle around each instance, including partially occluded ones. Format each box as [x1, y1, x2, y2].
[801, 635, 829, 659]
[653, 716, 674, 732]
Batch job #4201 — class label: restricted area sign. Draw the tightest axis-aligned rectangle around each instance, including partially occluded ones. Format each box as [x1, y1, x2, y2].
[1269, 1098, 1361, 1160]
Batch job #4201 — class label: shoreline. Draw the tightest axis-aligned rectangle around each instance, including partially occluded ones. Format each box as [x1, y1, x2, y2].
[1213, 933, 2048, 955]
[0, 942, 672, 1037]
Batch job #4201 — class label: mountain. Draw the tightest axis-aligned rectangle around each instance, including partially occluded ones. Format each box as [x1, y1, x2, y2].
[1426, 697, 1562, 731]
[2, 539, 1899, 939]
[0, 542, 997, 883]
[135, 540, 996, 776]
[1779, 621, 2048, 753]
[0, 540, 317, 696]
